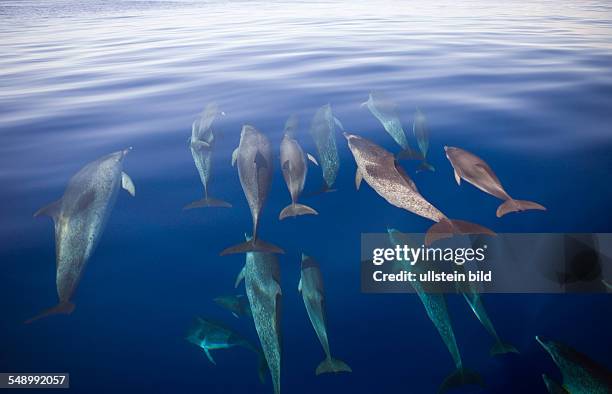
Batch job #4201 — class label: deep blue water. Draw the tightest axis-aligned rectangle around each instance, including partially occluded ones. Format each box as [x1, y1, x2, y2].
[1, 1, 612, 393]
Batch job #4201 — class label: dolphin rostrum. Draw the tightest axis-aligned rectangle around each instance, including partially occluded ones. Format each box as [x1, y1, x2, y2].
[345, 132, 494, 245]
[214, 294, 252, 319]
[444, 146, 546, 217]
[412, 109, 435, 172]
[299, 254, 351, 375]
[185, 103, 231, 209]
[309, 104, 342, 192]
[27, 149, 135, 323]
[235, 234, 282, 394]
[186, 316, 267, 383]
[279, 116, 319, 220]
[221, 125, 283, 255]
[536, 335, 612, 393]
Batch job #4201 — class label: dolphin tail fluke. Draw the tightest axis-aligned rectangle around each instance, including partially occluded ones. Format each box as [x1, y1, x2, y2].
[307, 185, 338, 197]
[220, 239, 284, 255]
[24, 301, 75, 324]
[416, 161, 435, 173]
[496, 199, 546, 217]
[315, 357, 352, 375]
[425, 219, 496, 246]
[183, 197, 232, 209]
[490, 341, 520, 356]
[438, 367, 484, 394]
[396, 147, 424, 161]
[279, 203, 318, 220]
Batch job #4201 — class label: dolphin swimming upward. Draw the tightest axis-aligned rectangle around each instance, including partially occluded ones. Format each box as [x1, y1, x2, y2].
[444, 146, 546, 217]
[27, 149, 135, 323]
[236, 234, 283, 394]
[345, 132, 494, 245]
[299, 254, 351, 375]
[185, 103, 231, 209]
[309, 104, 343, 192]
[221, 125, 283, 255]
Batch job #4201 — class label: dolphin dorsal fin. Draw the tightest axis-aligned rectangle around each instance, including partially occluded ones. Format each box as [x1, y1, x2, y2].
[33, 199, 62, 221]
[355, 168, 363, 190]
[121, 172, 136, 197]
[231, 148, 239, 167]
[235, 265, 246, 288]
[307, 153, 319, 166]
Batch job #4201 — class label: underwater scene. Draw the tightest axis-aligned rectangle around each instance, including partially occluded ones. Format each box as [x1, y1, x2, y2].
[1, 0, 612, 393]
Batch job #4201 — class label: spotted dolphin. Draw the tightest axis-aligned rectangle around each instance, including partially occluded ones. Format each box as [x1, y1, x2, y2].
[299, 254, 351, 375]
[26, 149, 135, 323]
[214, 294, 252, 319]
[309, 104, 342, 192]
[444, 146, 546, 217]
[345, 133, 494, 245]
[185, 103, 231, 209]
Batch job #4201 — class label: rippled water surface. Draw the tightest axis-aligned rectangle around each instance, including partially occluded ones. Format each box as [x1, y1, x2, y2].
[1, 1, 612, 393]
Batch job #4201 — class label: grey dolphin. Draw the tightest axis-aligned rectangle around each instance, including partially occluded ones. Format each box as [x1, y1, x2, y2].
[299, 254, 351, 375]
[279, 116, 319, 220]
[309, 104, 342, 192]
[412, 109, 435, 172]
[536, 336, 612, 394]
[185, 103, 231, 209]
[235, 234, 282, 394]
[444, 146, 546, 217]
[542, 374, 570, 394]
[345, 132, 494, 245]
[186, 317, 267, 383]
[27, 149, 135, 323]
[221, 125, 283, 255]
[214, 294, 252, 319]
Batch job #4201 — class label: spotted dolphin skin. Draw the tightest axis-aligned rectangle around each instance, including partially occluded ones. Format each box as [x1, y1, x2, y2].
[235, 235, 283, 394]
[536, 336, 612, 394]
[444, 146, 546, 217]
[345, 132, 494, 245]
[185, 103, 231, 209]
[299, 254, 351, 375]
[26, 149, 135, 323]
[309, 104, 342, 192]
[221, 125, 283, 255]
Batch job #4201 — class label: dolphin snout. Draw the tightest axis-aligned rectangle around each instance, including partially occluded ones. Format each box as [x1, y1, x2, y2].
[342, 132, 352, 140]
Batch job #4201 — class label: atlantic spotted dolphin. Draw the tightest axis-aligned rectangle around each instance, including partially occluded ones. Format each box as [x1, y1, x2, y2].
[235, 235, 282, 394]
[186, 317, 267, 383]
[412, 109, 435, 172]
[185, 103, 231, 209]
[26, 149, 135, 323]
[214, 294, 252, 319]
[536, 336, 612, 394]
[221, 125, 283, 255]
[309, 104, 343, 192]
[279, 115, 319, 220]
[388, 229, 483, 394]
[299, 254, 351, 375]
[444, 146, 546, 217]
[345, 133, 494, 245]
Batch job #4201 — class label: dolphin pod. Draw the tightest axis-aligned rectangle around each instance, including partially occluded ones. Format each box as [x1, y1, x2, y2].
[299, 254, 351, 375]
[185, 103, 232, 209]
[444, 146, 546, 217]
[27, 149, 135, 323]
[345, 132, 495, 245]
[309, 104, 343, 192]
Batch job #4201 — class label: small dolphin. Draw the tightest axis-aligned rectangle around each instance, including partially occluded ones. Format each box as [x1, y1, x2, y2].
[444, 146, 546, 217]
[345, 133, 494, 245]
[279, 116, 319, 220]
[221, 125, 283, 255]
[214, 294, 252, 319]
[185, 103, 231, 209]
[412, 109, 435, 172]
[236, 234, 283, 394]
[542, 374, 570, 394]
[299, 254, 351, 375]
[27, 149, 135, 323]
[186, 317, 267, 383]
[536, 335, 612, 394]
[309, 104, 342, 192]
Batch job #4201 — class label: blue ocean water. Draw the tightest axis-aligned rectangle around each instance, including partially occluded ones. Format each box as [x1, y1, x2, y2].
[1, 0, 612, 392]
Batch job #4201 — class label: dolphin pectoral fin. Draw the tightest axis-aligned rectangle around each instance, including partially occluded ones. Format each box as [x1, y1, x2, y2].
[235, 265, 246, 288]
[231, 312, 239, 319]
[231, 148, 239, 167]
[33, 199, 62, 220]
[333, 116, 344, 131]
[355, 169, 363, 190]
[254, 151, 268, 169]
[307, 153, 319, 166]
[203, 348, 216, 365]
[298, 278, 302, 293]
[454, 169, 461, 185]
[192, 140, 211, 151]
[121, 172, 136, 197]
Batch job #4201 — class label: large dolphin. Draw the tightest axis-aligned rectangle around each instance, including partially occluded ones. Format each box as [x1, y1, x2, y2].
[279, 115, 319, 220]
[185, 103, 231, 209]
[412, 109, 435, 172]
[345, 132, 494, 245]
[309, 104, 343, 192]
[299, 254, 351, 375]
[186, 317, 267, 383]
[214, 294, 252, 319]
[444, 146, 546, 217]
[235, 234, 282, 394]
[221, 125, 283, 255]
[388, 229, 483, 393]
[536, 336, 612, 394]
[26, 149, 135, 323]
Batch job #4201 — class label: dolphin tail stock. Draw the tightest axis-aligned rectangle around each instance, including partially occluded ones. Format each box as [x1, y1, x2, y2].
[220, 238, 284, 255]
[24, 301, 75, 324]
[425, 218, 496, 246]
[496, 198, 546, 217]
[416, 160, 435, 173]
[279, 203, 318, 220]
[183, 197, 232, 209]
[315, 356, 352, 375]
[437, 367, 484, 394]
[490, 341, 520, 356]
[395, 147, 424, 161]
